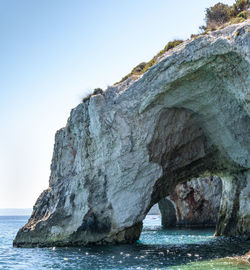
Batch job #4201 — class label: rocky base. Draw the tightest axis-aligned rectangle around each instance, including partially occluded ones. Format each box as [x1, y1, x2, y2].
[13, 222, 142, 248]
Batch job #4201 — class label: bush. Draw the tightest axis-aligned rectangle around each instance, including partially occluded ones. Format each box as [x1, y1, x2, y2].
[115, 40, 183, 84]
[202, 0, 249, 31]
[113, 1, 249, 86]
[131, 62, 147, 74]
[230, 0, 249, 16]
[93, 88, 103, 95]
[237, 10, 247, 18]
[82, 93, 92, 103]
[82, 88, 103, 103]
[164, 40, 183, 51]
[235, 0, 249, 11]
[205, 3, 230, 28]
[230, 16, 246, 24]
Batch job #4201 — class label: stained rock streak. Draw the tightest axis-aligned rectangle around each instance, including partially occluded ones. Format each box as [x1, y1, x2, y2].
[14, 21, 250, 247]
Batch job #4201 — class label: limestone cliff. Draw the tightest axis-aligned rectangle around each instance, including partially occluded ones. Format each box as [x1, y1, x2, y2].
[14, 21, 250, 247]
[159, 176, 222, 228]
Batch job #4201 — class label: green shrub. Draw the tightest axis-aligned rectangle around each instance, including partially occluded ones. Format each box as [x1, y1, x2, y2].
[201, 0, 249, 32]
[93, 88, 103, 95]
[142, 58, 157, 72]
[230, 0, 249, 16]
[190, 33, 199, 39]
[235, 0, 249, 11]
[164, 40, 183, 51]
[230, 16, 246, 24]
[82, 88, 103, 103]
[115, 40, 183, 84]
[82, 93, 92, 103]
[113, 1, 249, 86]
[131, 62, 147, 74]
[237, 10, 247, 18]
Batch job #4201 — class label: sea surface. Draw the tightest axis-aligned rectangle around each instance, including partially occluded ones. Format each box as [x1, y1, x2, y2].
[0, 215, 249, 269]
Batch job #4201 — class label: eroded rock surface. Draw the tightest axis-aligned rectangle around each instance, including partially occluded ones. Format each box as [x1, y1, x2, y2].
[159, 176, 222, 228]
[14, 21, 250, 247]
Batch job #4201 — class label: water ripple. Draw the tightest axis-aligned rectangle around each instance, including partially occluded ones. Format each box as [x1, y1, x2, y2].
[0, 215, 249, 269]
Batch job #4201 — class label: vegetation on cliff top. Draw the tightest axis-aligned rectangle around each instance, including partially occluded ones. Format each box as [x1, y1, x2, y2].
[202, 0, 249, 31]
[82, 88, 103, 102]
[114, 0, 249, 85]
[82, 0, 249, 101]
[115, 40, 184, 84]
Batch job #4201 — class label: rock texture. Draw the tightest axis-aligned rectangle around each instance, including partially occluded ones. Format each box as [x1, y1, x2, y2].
[159, 176, 222, 228]
[14, 21, 250, 247]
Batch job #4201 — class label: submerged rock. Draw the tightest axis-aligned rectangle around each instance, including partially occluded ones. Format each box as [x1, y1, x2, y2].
[159, 176, 222, 228]
[14, 21, 250, 247]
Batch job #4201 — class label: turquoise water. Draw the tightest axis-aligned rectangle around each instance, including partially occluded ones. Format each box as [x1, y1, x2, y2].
[0, 215, 249, 269]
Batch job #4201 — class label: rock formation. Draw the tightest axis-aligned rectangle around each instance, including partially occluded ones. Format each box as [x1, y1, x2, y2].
[14, 21, 250, 247]
[159, 176, 222, 228]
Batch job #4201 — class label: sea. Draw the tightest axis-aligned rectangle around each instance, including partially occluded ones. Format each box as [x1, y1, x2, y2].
[0, 215, 249, 270]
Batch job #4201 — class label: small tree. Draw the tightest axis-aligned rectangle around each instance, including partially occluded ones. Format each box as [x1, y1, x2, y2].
[205, 3, 230, 29]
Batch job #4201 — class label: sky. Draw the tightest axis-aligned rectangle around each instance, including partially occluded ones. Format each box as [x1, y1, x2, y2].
[0, 0, 236, 209]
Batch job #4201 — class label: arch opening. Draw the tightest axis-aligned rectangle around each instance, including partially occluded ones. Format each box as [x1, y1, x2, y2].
[158, 176, 222, 229]
[144, 176, 222, 230]
[144, 107, 249, 239]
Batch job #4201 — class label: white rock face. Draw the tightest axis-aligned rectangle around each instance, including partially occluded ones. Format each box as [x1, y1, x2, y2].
[215, 172, 250, 236]
[14, 21, 250, 247]
[159, 176, 222, 228]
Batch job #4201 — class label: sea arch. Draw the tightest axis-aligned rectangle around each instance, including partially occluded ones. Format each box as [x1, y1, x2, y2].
[14, 23, 250, 247]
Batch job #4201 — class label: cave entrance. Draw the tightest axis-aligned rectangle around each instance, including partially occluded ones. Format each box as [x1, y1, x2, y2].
[143, 107, 247, 239]
[139, 176, 223, 246]
[144, 176, 222, 230]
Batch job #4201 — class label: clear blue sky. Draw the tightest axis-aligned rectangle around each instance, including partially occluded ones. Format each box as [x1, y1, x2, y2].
[0, 0, 235, 208]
